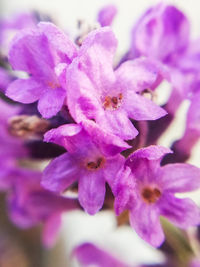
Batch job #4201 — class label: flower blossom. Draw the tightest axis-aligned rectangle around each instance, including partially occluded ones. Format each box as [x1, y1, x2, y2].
[6, 22, 77, 118]
[67, 27, 167, 140]
[113, 146, 200, 247]
[42, 120, 129, 215]
[7, 169, 79, 247]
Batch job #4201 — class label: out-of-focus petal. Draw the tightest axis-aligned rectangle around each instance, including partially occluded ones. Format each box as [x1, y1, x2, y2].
[73, 242, 130, 267]
[97, 5, 118, 27]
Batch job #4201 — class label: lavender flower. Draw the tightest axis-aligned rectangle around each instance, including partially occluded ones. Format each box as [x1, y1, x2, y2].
[6, 22, 77, 118]
[42, 120, 129, 214]
[67, 27, 167, 140]
[97, 5, 118, 27]
[113, 146, 200, 247]
[73, 242, 130, 267]
[7, 169, 79, 247]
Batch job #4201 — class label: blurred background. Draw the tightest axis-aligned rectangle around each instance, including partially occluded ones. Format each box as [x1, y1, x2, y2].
[1, 0, 200, 266]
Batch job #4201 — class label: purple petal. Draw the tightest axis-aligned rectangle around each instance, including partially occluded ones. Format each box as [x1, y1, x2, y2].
[79, 27, 117, 89]
[115, 58, 158, 93]
[159, 194, 200, 228]
[127, 145, 172, 163]
[131, 3, 190, 62]
[37, 87, 66, 118]
[6, 78, 45, 103]
[158, 163, 200, 193]
[42, 153, 79, 193]
[42, 214, 61, 248]
[97, 5, 118, 27]
[96, 109, 138, 140]
[44, 124, 82, 151]
[78, 170, 105, 215]
[82, 120, 130, 156]
[73, 242, 130, 267]
[38, 22, 77, 62]
[125, 91, 167, 121]
[129, 203, 165, 247]
[9, 28, 56, 81]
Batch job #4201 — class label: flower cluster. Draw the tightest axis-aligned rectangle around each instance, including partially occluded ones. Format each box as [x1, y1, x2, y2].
[1, 3, 200, 264]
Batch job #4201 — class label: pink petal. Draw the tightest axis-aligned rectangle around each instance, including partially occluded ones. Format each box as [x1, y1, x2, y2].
[38, 87, 66, 118]
[42, 153, 79, 193]
[129, 203, 165, 247]
[78, 170, 106, 215]
[6, 78, 45, 103]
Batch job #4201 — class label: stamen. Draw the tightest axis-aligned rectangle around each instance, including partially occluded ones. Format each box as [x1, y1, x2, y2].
[86, 157, 105, 170]
[103, 93, 123, 110]
[141, 187, 161, 204]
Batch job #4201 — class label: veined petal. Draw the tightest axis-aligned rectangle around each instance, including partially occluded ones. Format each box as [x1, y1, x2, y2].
[9, 28, 56, 81]
[42, 153, 79, 193]
[129, 203, 164, 247]
[115, 58, 158, 93]
[159, 194, 200, 228]
[38, 87, 66, 118]
[158, 163, 200, 192]
[125, 91, 167, 120]
[79, 27, 117, 91]
[96, 109, 138, 140]
[38, 22, 78, 62]
[6, 78, 45, 103]
[78, 170, 106, 215]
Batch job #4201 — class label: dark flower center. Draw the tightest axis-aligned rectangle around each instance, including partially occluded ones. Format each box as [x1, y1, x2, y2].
[86, 157, 105, 170]
[141, 187, 161, 204]
[103, 93, 123, 110]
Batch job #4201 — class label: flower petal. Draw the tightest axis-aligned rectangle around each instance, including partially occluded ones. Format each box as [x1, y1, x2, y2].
[38, 87, 66, 118]
[97, 5, 118, 27]
[115, 58, 158, 93]
[42, 153, 79, 193]
[125, 91, 167, 120]
[6, 78, 45, 103]
[38, 22, 77, 62]
[96, 109, 138, 140]
[78, 170, 105, 215]
[158, 163, 200, 193]
[129, 203, 164, 247]
[159, 194, 200, 228]
[9, 28, 56, 81]
[79, 27, 117, 90]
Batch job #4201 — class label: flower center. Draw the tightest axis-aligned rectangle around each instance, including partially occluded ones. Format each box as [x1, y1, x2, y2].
[47, 81, 60, 89]
[103, 93, 123, 110]
[86, 157, 105, 170]
[141, 187, 161, 204]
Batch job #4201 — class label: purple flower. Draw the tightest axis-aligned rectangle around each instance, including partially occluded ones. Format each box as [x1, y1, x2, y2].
[6, 22, 77, 118]
[97, 5, 118, 27]
[42, 120, 129, 215]
[0, 67, 13, 92]
[130, 3, 190, 63]
[73, 242, 131, 267]
[7, 168, 79, 247]
[0, 12, 37, 56]
[67, 27, 167, 140]
[113, 146, 200, 247]
[0, 99, 27, 190]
